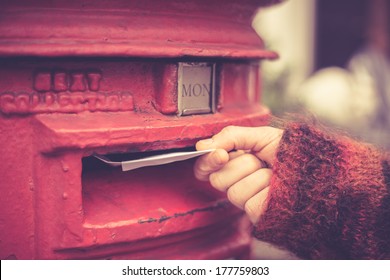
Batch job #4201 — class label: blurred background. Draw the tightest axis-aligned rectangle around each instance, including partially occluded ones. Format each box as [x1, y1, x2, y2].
[253, 0, 390, 149]
[250, 0, 389, 259]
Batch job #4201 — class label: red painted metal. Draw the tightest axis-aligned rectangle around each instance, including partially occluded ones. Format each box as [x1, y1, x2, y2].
[0, 0, 279, 259]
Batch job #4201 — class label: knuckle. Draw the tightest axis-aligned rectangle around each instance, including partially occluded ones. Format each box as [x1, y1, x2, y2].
[193, 161, 206, 179]
[227, 186, 244, 209]
[244, 199, 259, 222]
[209, 172, 226, 191]
[220, 125, 237, 138]
[241, 153, 262, 169]
[258, 169, 273, 187]
[193, 167, 207, 181]
[196, 161, 210, 174]
[262, 168, 273, 178]
[213, 150, 227, 166]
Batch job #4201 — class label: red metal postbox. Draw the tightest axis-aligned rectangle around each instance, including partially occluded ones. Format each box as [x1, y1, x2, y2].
[0, 0, 278, 259]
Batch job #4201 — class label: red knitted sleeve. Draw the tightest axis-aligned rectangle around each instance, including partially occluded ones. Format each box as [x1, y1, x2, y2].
[253, 122, 390, 259]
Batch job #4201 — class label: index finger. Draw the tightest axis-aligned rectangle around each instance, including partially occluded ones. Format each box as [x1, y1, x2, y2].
[193, 149, 229, 181]
[196, 126, 282, 166]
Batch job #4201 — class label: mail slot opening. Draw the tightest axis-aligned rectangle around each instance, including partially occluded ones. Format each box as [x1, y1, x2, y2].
[81, 148, 225, 229]
[82, 147, 199, 172]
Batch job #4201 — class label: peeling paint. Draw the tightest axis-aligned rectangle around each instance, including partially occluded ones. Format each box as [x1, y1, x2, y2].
[138, 200, 229, 224]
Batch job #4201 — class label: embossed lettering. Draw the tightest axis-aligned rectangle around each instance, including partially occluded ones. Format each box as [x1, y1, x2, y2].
[95, 93, 106, 111]
[31, 93, 40, 109]
[106, 94, 120, 111]
[70, 72, 86, 92]
[182, 83, 210, 97]
[87, 72, 102, 91]
[70, 92, 85, 111]
[58, 93, 71, 107]
[54, 72, 68, 92]
[202, 84, 210, 95]
[1, 69, 135, 114]
[120, 93, 134, 111]
[34, 72, 51, 92]
[85, 93, 98, 112]
[44, 92, 55, 106]
[34, 70, 102, 92]
[15, 94, 30, 112]
[0, 93, 16, 114]
[0, 92, 134, 114]
[182, 84, 191, 97]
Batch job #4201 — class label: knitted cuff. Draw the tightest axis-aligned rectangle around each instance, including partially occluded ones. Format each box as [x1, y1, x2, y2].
[253, 122, 390, 259]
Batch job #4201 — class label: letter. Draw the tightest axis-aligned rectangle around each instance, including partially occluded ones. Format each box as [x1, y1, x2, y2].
[15, 93, 30, 113]
[182, 84, 192, 97]
[202, 83, 210, 96]
[30, 93, 40, 109]
[58, 93, 73, 112]
[95, 92, 106, 110]
[87, 72, 102, 91]
[70, 72, 86, 92]
[84, 92, 106, 112]
[119, 92, 134, 111]
[54, 71, 68, 92]
[177, 266, 183, 275]
[192, 83, 202, 97]
[34, 71, 52, 92]
[106, 93, 119, 111]
[85, 93, 98, 111]
[0, 93, 16, 114]
[122, 267, 128, 276]
[44, 92, 55, 106]
[140, 267, 147, 275]
[69, 92, 85, 112]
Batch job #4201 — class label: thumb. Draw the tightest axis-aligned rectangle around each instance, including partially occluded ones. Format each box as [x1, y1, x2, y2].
[196, 125, 283, 166]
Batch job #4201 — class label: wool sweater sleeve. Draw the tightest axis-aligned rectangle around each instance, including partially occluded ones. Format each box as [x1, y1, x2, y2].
[253, 122, 390, 259]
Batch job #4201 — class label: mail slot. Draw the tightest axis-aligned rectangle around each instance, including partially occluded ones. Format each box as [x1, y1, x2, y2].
[0, 0, 278, 259]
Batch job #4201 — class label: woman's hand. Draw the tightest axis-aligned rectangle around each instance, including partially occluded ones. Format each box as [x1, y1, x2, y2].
[194, 126, 283, 223]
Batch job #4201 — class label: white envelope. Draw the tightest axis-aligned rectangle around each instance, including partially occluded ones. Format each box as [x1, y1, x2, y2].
[94, 149, 215, 171]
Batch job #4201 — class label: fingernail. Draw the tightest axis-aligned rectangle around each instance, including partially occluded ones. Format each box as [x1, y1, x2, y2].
[214, 150, 224, 165]
[213, 149, 228, 165]
[199, 138, 214, 146]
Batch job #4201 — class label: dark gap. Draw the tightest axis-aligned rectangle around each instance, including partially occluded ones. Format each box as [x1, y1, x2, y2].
[82, 146, 196, 173]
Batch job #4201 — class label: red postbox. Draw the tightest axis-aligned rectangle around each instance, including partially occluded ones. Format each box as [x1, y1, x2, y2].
[0, 0, 278, 259]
